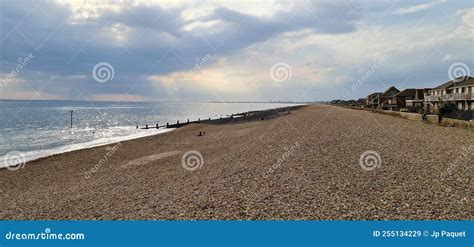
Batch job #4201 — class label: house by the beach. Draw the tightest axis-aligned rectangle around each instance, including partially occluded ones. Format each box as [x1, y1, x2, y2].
[390, 88, 430, 109]
[366, 92, 382, 107]
[375, 86, 400, 109]
[424, 76, 474, 113]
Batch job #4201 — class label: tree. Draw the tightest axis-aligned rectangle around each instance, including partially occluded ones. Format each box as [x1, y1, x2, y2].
[438, 102, 457, 123]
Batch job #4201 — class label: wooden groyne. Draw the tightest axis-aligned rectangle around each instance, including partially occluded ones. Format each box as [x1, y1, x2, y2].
[138, 105, 305, 129]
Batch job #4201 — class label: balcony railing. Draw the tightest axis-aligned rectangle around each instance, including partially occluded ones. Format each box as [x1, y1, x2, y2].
[425, 93, 472, 101]
[445, 93, 466, 101]
[425, 95, 440, 102]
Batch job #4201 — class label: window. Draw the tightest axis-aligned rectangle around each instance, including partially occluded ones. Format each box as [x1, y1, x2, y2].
[458, 102, 463, 110]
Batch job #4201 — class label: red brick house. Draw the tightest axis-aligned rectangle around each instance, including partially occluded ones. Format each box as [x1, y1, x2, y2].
[369, 86, 400, 109]
[389, 88, 430, 109]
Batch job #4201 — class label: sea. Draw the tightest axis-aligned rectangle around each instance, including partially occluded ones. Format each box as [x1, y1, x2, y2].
[0, 100, 301, 167]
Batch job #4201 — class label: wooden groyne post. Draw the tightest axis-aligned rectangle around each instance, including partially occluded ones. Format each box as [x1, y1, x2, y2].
[70, 110, 73, 128]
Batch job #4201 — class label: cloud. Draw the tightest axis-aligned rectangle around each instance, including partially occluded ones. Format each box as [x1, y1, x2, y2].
[0, 0, 361, 101]
[0, 0, 473, 101]
[458, 8, 474, 28]
[392, 0, 447, 15]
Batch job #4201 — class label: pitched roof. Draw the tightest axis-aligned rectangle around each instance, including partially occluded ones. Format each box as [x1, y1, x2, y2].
[381, 86, 400, 96]
[394, 88, 429, 99]
[367, 92, 382, 98]
[433, 80, 454, 90]
[454, 76, 474, 87]
[433, 76, 473, 90]
[395, 88, 417, 97]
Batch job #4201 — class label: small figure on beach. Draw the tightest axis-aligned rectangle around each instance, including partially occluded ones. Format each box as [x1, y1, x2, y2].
[421, 109, 428, 121]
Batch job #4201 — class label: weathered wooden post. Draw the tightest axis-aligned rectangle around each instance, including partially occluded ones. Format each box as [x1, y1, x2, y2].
[70, 110, 73, 128]
[145, 124, 148, 129]
[187, 119, 189, 123]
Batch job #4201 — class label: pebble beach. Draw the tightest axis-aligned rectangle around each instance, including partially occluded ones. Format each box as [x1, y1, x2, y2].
[0, 104, 472, 220]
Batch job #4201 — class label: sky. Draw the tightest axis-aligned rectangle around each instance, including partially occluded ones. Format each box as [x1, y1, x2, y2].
[0, 0, 473, 102]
